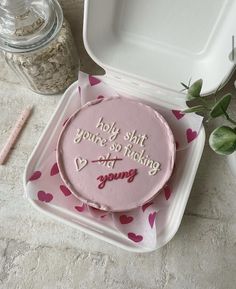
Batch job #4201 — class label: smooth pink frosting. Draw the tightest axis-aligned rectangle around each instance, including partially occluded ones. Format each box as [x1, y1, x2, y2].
[57, 97, 175, 212]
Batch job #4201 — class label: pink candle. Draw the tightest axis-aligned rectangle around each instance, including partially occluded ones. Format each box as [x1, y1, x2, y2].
[0, 106, 33, 165]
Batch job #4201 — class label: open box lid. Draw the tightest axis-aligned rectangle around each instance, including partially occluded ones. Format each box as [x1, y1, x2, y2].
[83, 0, 236, 96]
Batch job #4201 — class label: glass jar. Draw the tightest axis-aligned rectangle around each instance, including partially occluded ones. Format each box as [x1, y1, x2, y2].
[0, 0, 79, 94]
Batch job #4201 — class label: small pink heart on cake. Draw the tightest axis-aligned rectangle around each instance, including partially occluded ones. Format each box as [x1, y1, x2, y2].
[186, 128, 197, 143]
[148, 212, 157, 228]
[29, 171, 41, 181]
[119, 214, 133, 224]
[142, 201, 154, 212]
[50, 162, 59, 176]
[60, 185, 72, 197]
[172, 110, 185, 120]
[37, 191, 53, 203]
[75, 157, 88, 172]
[128, 232, 143, 243]
[89, 75, 101, 86]
[164, 185, 172, 200]
[74, 204, 85, 212]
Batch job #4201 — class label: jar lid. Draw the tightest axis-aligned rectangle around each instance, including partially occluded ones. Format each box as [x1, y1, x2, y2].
[0, 0, 63, 52]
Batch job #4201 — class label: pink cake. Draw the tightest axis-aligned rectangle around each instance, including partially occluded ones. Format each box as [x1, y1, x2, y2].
[57, 97, 175, 212]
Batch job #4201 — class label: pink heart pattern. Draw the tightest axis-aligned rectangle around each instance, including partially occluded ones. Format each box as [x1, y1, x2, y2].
[75, 204, 85, 212]
[148, 212, 157, 228]
[29, 171, 41, 181]
[186, 128, 197, 143]
[60, 185, 72, 197]
[89, 75, 101, 86]
[119, 214, 133, 224]
[175, 141, 179, 150]
[37, 191, 53, 203]
[172, 110, 185, 120]
[25, 72, 204, 250]
[128, 232, 143, 243]
[164, 185, 172, 200]
[50, 162, 59, 176]
[142, 201, 154, 212]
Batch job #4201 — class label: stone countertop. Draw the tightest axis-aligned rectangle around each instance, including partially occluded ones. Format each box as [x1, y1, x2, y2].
[0, 1, 236, 289]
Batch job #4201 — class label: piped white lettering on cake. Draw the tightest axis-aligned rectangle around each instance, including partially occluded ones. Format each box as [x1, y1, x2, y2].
[124, 144, 160, 175]
[124, 130, 148, 147]
[96, 117, 120, 141]
[74, 128, 107, 147]
[73, 116, 161, 176]
[91, 153, 122, 169]
[74, 157, 88, 172]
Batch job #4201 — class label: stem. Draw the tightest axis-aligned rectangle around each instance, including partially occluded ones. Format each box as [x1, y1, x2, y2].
[199, 97, 211, 110]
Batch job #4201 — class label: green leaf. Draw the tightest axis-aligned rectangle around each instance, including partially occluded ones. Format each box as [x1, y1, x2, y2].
[209, 126, 236, 155]
[210, 93, 232, 118]
[183, 105, 205, 113]
[187, 79, 203, 100]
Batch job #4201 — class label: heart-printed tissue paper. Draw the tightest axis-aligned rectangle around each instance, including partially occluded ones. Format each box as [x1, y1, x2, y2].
[25, 71, 203, 250]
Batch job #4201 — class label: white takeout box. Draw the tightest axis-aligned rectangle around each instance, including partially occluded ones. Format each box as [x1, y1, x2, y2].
[24, 0, 236, 252]
[84, 0, 236, 96]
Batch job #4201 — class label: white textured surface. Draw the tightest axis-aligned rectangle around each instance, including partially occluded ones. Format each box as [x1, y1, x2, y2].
[0, 1, 236, 288]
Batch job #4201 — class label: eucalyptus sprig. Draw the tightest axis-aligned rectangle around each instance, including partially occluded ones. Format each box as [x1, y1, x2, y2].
[181, 79, 236, 155]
